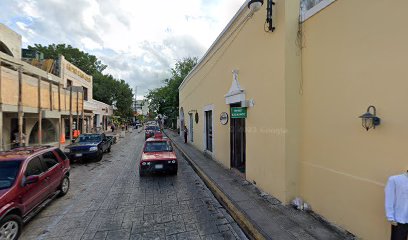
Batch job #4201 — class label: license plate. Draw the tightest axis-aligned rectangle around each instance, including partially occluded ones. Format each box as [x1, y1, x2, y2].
[155, 164, 163, 169]
[75, 153, 82, 157]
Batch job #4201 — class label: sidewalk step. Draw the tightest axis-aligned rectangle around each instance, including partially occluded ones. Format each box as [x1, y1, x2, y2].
[164, 130, 355, 240]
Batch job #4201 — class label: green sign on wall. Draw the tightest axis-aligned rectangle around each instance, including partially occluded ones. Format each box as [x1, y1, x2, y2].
[231, 107, 247, 118]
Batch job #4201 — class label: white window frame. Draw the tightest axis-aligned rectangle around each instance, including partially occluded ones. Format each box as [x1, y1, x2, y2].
[203, 104, 215, 158]
[301, 0, 336, 22]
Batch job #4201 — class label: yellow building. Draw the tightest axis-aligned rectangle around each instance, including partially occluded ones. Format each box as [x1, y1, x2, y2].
[179, 0, 407, 239]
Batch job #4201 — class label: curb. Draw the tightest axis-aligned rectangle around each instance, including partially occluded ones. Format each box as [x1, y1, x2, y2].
[164, 131, 267, 240]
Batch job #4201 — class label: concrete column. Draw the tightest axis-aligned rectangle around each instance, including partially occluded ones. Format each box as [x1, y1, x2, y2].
[0, 60, 3, 150]
[58, 117, 62, 148]
[69, 87, 73, 140]
[76, 91, 79, 132]
[49, 82, 53, 111]
[38, 111, 42, 145]
[38, 76, 42, 145]
[58, 84, 61, 112]
[0, 112, 3, 151]
[18, 67, 23, 146]
[0, 59, 3, 105]
[90, 115, 94, 132]
[81, 96, 85, 133]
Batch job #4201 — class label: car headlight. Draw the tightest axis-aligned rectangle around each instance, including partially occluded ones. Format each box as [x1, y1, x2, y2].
[89, 146, 98, 152]
[64, 148, 70, 153]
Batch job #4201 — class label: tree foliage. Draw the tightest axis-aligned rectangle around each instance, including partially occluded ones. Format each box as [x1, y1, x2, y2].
[28, 44, 133, 118]
[145, 57, 197, 127]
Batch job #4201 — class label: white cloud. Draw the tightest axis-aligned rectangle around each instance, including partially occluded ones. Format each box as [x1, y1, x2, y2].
[0, 0, 245, 98]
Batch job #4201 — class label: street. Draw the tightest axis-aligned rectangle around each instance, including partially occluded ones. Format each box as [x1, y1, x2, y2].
[20, 131, 248, 240]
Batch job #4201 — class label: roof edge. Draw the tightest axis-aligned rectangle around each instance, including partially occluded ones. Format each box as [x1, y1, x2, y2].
[178, 0, 249, 91]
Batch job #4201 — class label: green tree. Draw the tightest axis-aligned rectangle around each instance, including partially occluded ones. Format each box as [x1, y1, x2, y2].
[146, 57, 197, 127]
[28, 44, 107, 74]
[28, 44, 134, 118]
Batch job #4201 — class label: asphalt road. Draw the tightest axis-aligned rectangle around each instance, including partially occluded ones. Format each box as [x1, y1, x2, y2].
[20, 131, 248, 240]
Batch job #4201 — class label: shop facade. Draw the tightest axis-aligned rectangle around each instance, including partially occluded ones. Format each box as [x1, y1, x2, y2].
[179, 0, 408, 239]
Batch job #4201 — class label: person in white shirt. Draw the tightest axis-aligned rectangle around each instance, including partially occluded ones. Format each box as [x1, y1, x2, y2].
[385, 172, 408, 240]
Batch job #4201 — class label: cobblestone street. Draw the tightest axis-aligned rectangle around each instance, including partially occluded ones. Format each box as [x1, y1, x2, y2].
[20, 131, 247, 240]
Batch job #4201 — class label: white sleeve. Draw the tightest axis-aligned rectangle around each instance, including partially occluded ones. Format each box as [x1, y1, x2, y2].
[385, 177, 396, 222]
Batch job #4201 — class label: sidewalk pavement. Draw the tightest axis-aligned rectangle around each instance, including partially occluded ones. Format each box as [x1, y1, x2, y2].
[164, 129, 356, 240]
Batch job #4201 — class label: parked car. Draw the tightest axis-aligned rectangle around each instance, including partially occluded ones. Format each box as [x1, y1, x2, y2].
[139, 136, 178, 176]
[64, 133, 112, 162]
[144, 125, 161, 140]
[0, 146, 70, 240]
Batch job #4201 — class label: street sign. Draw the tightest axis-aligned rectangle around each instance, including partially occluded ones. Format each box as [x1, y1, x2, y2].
[231, 107, 247, 118]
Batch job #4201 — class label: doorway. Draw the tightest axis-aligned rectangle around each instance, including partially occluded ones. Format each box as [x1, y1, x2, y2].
[205, 110, 213, 152]
[230, 104, 246, 173]
[189, 113, 194, 142]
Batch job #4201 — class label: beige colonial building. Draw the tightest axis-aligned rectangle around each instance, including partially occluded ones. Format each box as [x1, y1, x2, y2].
[0, 23, 112, 149]
[59, 55, 113, 137]
[179, 0, 407, 239]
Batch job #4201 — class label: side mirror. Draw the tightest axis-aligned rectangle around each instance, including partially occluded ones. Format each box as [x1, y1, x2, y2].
[25, 175, 39, 185]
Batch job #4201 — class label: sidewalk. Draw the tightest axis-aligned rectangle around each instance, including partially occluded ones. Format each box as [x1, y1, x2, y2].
[164, 130, 355, 240]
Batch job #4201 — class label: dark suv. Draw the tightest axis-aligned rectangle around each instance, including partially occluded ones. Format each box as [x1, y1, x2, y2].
[0, 146, 70, 240]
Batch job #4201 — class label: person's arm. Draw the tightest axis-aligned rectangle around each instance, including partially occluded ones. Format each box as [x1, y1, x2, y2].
[385, 177, 396, 223]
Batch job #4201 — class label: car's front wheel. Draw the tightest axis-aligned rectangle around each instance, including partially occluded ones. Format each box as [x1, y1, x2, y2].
[58, 175, 70, 197]
[139, 167, 146, 177]
[0, 214, 22, 240]
[95, 150, 103, 162]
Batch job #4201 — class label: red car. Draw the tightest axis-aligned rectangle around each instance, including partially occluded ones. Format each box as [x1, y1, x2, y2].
[0, 146, 70, 240]
[139, 137, 178, 176]
[144, 125, 161, 140]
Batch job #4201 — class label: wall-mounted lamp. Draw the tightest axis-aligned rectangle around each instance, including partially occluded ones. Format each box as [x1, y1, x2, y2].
[247, 0, 275, 32]
[248, 0, 263, 12]
[359, 105, 381, 131]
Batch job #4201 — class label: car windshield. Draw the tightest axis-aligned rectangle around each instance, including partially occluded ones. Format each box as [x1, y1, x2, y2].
[144, 141, 172, 152]
[76, 135, 102, 143]
[0, 161, 21, 190]
[145, 126, 159, 131]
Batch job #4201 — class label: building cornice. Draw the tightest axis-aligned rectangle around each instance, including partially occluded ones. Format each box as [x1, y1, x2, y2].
[178, 1, 249, 91]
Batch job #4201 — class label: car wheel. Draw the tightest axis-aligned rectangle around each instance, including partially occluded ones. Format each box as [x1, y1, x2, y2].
[0, 214, 22, 240]
[58, 175, 70, 197]
[171, 169, 178, 175]
[139, 168, 145, 177]
[95, 150, 103, 162]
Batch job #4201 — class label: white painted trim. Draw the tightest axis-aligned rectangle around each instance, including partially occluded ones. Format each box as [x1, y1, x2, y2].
[203, 104, 215, 158]
[179, 1, 250, 91]
[301, 0, 336, 22]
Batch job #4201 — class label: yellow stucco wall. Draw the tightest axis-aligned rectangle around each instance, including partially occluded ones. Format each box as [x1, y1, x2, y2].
[180, 0, 301, 203]
[300, 0, 408, 239]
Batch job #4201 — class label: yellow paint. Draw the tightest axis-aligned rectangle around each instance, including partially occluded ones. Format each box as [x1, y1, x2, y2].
[300, 0, 408, 239]
[180, 0, 301, 203]
[179, 0, 408, 238]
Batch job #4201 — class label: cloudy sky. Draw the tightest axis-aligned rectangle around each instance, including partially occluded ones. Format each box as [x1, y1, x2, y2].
[0, 0, 245, 99]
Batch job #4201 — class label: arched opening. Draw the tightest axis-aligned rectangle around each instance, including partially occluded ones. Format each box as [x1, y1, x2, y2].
[29, 119, 57, 145]
[0, 41, 13, 57]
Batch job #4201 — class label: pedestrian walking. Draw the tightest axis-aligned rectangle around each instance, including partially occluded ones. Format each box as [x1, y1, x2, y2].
[111, 124, 115, 132]
[184, 125, 188, 143]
